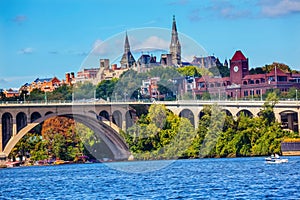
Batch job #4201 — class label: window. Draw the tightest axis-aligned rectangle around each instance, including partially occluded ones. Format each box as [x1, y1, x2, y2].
[244, 90, 248, 96]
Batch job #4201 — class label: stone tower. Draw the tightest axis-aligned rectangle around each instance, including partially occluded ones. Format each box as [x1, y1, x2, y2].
[169, 15, 181, 66]
[120, 32, 136, 68]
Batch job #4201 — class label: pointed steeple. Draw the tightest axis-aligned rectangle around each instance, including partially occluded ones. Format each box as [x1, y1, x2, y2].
[120, 32, 135, 68]
[169, 15, 181, 66]
[124, 31, 130, 53]
[172, 15, 177, 32]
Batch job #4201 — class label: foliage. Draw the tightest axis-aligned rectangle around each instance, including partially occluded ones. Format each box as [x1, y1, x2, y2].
[209, 65, 230, 77]
[177, 66, 201, 77]
[96, 78, 118, 101]
[122, 104, 196, 159]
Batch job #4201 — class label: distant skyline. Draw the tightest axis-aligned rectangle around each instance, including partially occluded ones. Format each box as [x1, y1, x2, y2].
[1, 0, 300, 89]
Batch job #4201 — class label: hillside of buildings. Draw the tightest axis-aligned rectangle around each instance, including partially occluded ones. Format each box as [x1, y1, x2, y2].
[1, 63, 299, 103]
[2, 15, 300, 101]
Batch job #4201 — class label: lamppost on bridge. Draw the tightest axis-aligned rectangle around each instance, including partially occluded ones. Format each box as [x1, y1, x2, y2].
[124, 92, 127, 102]
[296, 89, 298, 101]
[251, 89, 254, 101]
[235, 89, 238, 101]
[218, 89, 220, 101]
[260, 89, 263, 101]
[44, 91, 47, 104]
[115, 92, 117, 102]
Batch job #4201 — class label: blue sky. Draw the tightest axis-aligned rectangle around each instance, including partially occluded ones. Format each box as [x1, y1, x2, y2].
[1, 0, 300, 89]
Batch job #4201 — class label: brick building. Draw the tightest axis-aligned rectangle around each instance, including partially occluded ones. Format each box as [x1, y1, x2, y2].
[193, 50, 300, 99]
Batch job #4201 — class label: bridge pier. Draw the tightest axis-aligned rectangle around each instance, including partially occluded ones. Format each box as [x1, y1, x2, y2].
[0, 123, 2, 151]
[0, 153, 6, 167]
[298, 111, 300, 133]
[274, 111, 281, 123]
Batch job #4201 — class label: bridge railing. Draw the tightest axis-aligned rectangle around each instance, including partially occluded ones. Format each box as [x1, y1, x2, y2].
[0, 98, 299, 106]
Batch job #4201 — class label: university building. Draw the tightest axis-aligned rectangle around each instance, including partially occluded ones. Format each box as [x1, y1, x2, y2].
[193, 50, 300, 99]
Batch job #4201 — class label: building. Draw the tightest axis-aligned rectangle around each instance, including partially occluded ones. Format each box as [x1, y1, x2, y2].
[193, 50, 300, 99]
[120, 32, 136, 68]
[136, 54, 158, 73]
[63, 72, 76, 85]
[3, 89, 20, 98]
[191, 55, 222, 68]
[29, 77, 61, 92]
[169, 15, 181, 66]
[140, 77, 163, 100]
[94, 15, 182, 83]
[76, 68, 99, 83]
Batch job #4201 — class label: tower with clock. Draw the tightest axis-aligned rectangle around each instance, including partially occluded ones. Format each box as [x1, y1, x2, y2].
[229, 50, 249, 85]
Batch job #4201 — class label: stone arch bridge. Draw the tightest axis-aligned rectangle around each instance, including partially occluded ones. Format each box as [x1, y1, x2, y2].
[0, 100, 299, 160]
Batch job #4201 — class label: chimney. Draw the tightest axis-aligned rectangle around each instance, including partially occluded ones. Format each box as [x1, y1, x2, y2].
[112, 64, 117, 70]
[65, 73, 70, 84]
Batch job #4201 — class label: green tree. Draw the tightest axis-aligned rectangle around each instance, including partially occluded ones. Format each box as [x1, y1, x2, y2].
[96, 78, 118, 101]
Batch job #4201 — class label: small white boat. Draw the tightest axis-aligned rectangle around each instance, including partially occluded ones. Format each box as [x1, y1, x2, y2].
[265, 154, 288, 164]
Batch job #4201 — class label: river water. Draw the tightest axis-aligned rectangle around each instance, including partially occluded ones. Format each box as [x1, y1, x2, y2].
[1, 157, 300, 199]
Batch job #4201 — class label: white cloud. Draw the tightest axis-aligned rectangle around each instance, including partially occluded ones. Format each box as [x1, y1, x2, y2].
[17, 47, 34, 54]
[261, 0, 300, 17]
[133, 36, 169, 52]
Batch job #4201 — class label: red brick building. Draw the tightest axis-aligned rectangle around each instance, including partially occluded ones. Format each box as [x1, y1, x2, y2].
[193, 50, 300, 99]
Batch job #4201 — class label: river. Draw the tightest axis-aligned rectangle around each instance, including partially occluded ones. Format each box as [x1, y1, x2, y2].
[1, 157, 300, 199]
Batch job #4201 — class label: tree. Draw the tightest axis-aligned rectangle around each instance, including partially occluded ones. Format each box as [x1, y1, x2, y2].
[177, 66, 201, 77]
[96, 78, 118, 101]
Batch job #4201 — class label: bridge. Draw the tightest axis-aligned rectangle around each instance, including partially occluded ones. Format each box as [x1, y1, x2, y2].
[0, 100, 299, 160]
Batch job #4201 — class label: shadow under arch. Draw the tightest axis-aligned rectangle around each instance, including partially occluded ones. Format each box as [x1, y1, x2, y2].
[179, 108, 194, 126]
[279, 110, 299, 132]
[3, 112, 130, 160]
[16, 112, 27, 132]
[2, 112, 13, 151]
[112, 110, 122, 128]
[221, 109, 232, 116]
[236, 109, 253, 118]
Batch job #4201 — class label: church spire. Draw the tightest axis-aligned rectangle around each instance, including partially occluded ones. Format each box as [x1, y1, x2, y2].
[124, 31, 130, 53]
[169, 15, 181, 66]
[172, 15, 177, 32]
[120, 31, 135, 68]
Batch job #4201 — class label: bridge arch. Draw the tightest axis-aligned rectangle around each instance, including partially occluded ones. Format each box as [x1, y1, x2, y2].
[125, 110, 134, 129]
[16, 112, 27, 132]
[99, 110, 110, 120]
[179, 109, 195, 126]
[3, 112, 130, 160]
[279, 110, 299, 132]
[1, 112, 13, 151]
[237, 109, 253, 118]
[221, 109, 232, 116]
[45, 111, 53, 116]
[112, 110, 122, 128]
[31, 112, 41, 122]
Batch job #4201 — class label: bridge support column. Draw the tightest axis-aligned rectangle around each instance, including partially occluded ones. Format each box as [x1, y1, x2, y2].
[194, 117, 199, 129]
[13, 124, 17, 136]
[0, 153, 7, 167]
[298, 111, 300, 134]
[274, 111, 281, 123]
[122, 120, 127, 132]
[0, 124, 2, 151]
